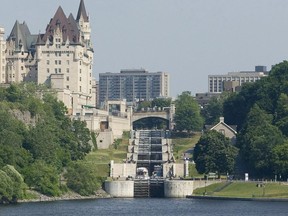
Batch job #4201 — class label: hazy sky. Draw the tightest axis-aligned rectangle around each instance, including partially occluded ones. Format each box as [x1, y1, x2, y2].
[1, 0, 288, 97]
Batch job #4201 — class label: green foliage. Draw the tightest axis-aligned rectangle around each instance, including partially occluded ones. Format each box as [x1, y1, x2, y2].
[201, 93, 230, 125]
[272, 142, 288, 179]
[2, 165, 26, 201]
[24, 160, 61, 196]
[151, 98, 172, 108]
[113, 139, 121, 149]
[237, 105, 283, 177]
[0, 165, 26, 203]
[137, 100, 152, 111]
[0, 83, 94, 198]
[219, 61, 288, 178]
[193, 130, 238, 176]
[175, 91, 204, 132]
[91, 131, 98, 150]
[0, 170, 13, 203]
[136, 98, 172, 111]
[65, 162, 102, 196]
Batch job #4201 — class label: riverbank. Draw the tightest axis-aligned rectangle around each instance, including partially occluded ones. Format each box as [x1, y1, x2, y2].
[187, 195, 288, 202]
[18, 189, 111, 203]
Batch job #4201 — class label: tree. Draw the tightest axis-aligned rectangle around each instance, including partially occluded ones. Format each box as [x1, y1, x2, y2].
[2, 165, 26, 202]
[271, 142, 288, 180]
[237, 104, 284, 177]
[151, 98, 172, 109]
[0, 170, 13, 203]
[174, 91, 204, 132]
[65, 162, 102, 196]
[193, 130, 238, 177]
[202, 96, 223, 125]
[24, 160, 61, 196]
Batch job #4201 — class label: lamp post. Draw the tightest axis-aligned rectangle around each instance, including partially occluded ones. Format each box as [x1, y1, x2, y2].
[204, 175, 208, 195]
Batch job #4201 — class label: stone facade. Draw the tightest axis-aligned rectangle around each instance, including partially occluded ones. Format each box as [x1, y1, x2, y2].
[3, 0, 94, 112]
[205, 117, 237, 144]
[0, 27, 6, 84]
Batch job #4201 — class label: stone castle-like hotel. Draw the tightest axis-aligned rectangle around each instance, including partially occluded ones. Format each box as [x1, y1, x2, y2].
[0, 0, 94, 114]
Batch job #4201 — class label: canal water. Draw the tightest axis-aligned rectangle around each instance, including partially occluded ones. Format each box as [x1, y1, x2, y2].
[1, 198, 288, 216]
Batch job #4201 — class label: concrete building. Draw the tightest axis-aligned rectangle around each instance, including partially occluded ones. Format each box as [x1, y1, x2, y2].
[0, 27, 6, 83]
[4, 0, 94, 113]
[99, 69, 169, 107]
[208, 66, 267, 93]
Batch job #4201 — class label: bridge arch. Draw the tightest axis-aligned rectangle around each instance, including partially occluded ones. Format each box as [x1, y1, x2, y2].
[133, 116, 169, 130]
[130, 105, 175, 130]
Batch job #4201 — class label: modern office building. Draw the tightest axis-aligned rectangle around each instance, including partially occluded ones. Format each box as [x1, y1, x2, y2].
[0, 27, 6, 84]
[208, 66, 267, 93]
[99, 69, 169, 107]
[3, 0, 94, 113]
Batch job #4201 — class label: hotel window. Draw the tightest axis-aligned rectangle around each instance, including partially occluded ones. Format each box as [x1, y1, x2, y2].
[66, 76, 69, 81]
[80, 77, 82, 81]
[67, 60, 69, 65]
[66, 68, 69, 73]
[47, 60, 50, 65]
[79, 86, 82, 91]
[47, 68, 50, 73]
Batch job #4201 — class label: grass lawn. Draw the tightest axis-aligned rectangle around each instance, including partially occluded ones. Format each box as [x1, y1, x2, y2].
[82, 131, 202, 178]
[81, 133, 130, 177]
[193, 182, 288, 198]
[173, 133, 201, 163]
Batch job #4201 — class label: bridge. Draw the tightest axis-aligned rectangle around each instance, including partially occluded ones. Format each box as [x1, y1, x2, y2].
[131, 105, 175, 130]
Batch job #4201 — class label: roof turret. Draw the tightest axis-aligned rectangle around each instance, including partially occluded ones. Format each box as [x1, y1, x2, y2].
[76, 0, 89, 22]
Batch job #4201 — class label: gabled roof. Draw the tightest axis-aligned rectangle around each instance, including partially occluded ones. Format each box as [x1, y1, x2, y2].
[76, 0, 89, 22]
[205, 117, 237, 135]
[42, 6, 80, 44]
[209, 121, 237, 135]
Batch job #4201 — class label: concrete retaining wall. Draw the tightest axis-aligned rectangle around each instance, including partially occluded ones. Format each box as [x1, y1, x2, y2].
[97, 131, 114, 149]
[110, 162, 137, 178]
[104, 180, 134, 198]
[164, 180, 194, 198]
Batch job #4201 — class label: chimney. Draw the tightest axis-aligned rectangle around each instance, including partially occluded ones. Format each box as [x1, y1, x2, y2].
[220, 117, 224, 123]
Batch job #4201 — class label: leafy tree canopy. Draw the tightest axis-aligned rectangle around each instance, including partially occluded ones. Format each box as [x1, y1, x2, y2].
[193, 130, 238, 177]
[175, 91, 204, 132]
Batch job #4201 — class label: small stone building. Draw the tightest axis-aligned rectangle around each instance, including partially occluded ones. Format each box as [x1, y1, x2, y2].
[205, 117, 237, 144]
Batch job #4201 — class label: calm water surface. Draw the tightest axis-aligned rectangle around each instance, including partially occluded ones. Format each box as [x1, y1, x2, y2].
[1, 198, 288, 216]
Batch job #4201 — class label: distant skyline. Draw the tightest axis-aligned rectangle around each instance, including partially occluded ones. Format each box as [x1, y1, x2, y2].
[1, 0, 288, 97]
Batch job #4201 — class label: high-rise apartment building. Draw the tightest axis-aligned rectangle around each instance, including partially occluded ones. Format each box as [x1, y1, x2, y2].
[4, 0, 93, 113]
[0, 27, 6, 83]
[208, 66, 267, 93]
[99, 69, 169, 107]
